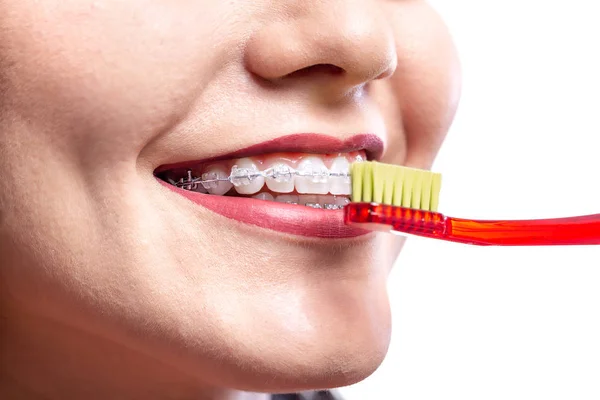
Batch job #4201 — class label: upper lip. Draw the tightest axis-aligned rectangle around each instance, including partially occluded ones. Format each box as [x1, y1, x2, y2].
[154, 133, 384, 173]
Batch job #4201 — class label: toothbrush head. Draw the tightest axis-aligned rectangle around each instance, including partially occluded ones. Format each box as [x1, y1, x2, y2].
[350, 161, 442, 212]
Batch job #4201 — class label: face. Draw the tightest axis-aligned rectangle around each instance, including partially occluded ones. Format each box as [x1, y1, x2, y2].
[0, 0, 460, 395]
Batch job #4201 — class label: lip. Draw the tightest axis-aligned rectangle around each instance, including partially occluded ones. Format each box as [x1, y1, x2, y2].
[159, 180, 371, 239]
[155, 133, 384, 173]
[155, 133, 381, 238]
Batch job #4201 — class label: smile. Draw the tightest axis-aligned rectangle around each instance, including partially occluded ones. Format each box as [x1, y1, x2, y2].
[157, 151, 365, 210]
[155, 133, 383, 238]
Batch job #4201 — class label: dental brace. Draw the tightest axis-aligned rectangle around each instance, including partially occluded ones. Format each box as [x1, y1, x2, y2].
[174, 165, 351, 191]
[173, 166, 351, 209]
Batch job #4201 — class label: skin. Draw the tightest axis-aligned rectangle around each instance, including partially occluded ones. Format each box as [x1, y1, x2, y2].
[0, 0, 461, 399]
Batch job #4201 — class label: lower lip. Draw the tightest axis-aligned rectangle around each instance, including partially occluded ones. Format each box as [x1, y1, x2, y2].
[159, 180, 371, 239]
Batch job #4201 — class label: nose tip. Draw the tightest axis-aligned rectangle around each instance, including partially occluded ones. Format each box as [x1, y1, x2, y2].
[244, 1, 397, 94]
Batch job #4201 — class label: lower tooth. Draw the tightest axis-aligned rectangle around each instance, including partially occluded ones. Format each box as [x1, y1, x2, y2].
[298, 195, 318, 206]
[305, 203, 322, 209]
[334, 196, 350, 207]
[272, 194, 349, 209]
[253, 192, 275, 201]
[192, 185, 208, 194]
[275, 194, 299, 205]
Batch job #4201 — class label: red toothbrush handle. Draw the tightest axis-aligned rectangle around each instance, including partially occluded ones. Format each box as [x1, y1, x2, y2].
[344, 203, 600, 246]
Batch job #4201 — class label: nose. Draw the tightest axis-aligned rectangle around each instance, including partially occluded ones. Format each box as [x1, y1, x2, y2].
[244, 0, 397, 98]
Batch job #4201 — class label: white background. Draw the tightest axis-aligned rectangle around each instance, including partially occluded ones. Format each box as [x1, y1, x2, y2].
[341, 1, 600, 399]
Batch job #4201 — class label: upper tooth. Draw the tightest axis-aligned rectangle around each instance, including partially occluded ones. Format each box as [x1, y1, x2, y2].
[295, 156, 329, 194]
[201, 165, 233, 195]
[328, 157, 351, 195]
[265, 161, 295, 193]
[231, 158, 265, 195]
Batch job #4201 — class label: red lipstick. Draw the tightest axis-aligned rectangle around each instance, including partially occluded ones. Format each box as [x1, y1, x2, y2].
[156, 134, 380, 239]
[159, 181, 370, 239]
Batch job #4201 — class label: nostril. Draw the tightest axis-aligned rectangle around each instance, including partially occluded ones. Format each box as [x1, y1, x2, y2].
[285, 63, 345, 79]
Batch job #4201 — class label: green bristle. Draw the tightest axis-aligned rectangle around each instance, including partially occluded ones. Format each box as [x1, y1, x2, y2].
[382, 165, 396, 205]
[350, 161, 442, 212]
[420, 171, 434, 211]
[401, 168, 414, 208]
[361, 162, 373, 202]
[391, 167, 404, 206]
[372, 162, 389, 203]
[430, 173, 442, 212]
[351, 162, 364, 203]
[411, 169, 424, 209]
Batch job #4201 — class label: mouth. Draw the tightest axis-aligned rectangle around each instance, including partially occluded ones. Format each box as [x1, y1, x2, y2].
[155, 133, 383, 238]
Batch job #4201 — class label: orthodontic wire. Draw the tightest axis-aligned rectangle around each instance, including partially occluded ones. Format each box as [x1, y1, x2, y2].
[174, 166, 351, 190]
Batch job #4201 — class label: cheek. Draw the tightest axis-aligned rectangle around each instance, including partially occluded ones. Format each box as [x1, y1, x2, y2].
[379, 3, 462, 168]
[0, 1, 235, 159]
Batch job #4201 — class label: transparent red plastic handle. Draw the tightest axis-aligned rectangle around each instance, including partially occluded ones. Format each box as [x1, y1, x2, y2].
[344, 203, 600, 246]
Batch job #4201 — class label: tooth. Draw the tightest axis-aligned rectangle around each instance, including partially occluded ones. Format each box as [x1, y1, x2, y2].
[275, 194, 299, 205]
[318, 195, 342, 210]
[318, 195, 335, 204]
[201, 165, 232, 195]
[192, 184, 208, 194]
[329, 157, 351, 195]
[252, 192, 274, 201]
[265, 161, 295, 193]
[334, 196, 350, 207]
[298, 195, 319, 206]
[231, 158, 265, 195]
[295, 156, 329, 194]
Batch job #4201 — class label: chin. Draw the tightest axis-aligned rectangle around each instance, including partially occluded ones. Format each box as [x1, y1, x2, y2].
[273, 318, 392, 392]
[205, 323, 392, 394]
[166, 277, 393, 394]
[253, 313, 391, 392]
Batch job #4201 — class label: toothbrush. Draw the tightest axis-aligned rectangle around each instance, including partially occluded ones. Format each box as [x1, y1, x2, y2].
[344, 162, 600, 246]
